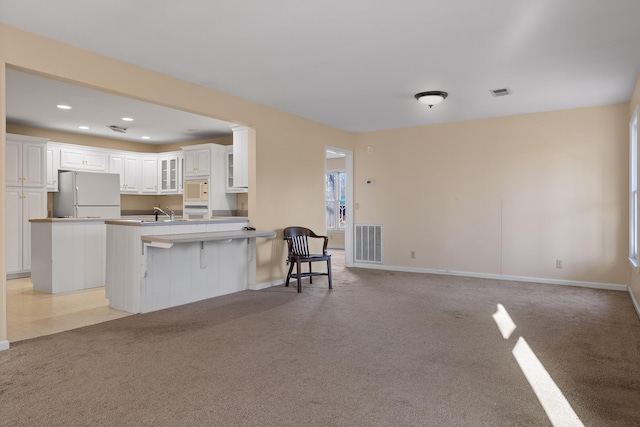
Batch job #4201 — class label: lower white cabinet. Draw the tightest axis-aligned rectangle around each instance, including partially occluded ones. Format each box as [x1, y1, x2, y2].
[6, 188, 47, 275]
[30, 220, 107, 293]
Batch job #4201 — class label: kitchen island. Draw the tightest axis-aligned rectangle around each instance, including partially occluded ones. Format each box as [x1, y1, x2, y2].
[30, 217, 110, 293]
[105, 218, 275, 313]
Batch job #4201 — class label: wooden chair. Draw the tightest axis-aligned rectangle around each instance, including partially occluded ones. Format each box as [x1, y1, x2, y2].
[283, 226, 333, 293]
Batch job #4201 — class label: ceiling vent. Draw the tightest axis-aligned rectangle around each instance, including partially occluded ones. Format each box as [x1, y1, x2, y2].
[490, 88, 511, 97]
[108, 125, 128, 133]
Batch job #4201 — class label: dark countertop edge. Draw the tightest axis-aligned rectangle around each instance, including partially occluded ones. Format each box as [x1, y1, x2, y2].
[30, 218, 110, 223]
[105, 217, 249, 226]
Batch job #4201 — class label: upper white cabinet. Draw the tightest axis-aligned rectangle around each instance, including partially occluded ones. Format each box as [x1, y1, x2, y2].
[225, 146, 248, 193]
[60, 145, 107, 172]
[230, 125, 249, 189]
[7, 137, 47, 188]
[159, 152, 182, 193]
[109, 152, 140, 193]
[140, 155, 159, 193]
[46, 144, 60, 191]
[183, 147, 211, 177]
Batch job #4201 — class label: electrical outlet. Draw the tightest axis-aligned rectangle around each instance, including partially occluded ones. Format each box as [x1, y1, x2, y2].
[411, 251, 415, 259]
[556, 259, 563, 269]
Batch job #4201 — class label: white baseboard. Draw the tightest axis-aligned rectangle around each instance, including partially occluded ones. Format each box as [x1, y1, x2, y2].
[629, 287, 640, 319]
[0, 340, 9, 352]
[352, 262, 628, 292]
[249, 279, 284, 291]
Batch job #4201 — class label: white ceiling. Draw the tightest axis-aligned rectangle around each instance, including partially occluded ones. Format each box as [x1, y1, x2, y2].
[2, 0, 640, 140]
[6, 69, 235, 143]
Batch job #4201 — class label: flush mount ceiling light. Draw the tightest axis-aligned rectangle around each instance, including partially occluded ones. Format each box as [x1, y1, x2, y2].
[414, 91, 448, 108]
[122, 117, 134, 122]
[56, 104, 72, 110]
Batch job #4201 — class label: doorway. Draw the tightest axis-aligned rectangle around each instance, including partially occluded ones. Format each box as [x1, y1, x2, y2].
[325, 146, 353, 267]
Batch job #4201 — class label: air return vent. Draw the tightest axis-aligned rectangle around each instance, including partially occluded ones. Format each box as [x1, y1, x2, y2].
[108, 125, 128, 133]
[355, 224, 383, 263]
[490, 88, 511, 97]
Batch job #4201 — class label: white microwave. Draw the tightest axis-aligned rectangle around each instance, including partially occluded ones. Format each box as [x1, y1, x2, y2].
[184, 179, 208, 202]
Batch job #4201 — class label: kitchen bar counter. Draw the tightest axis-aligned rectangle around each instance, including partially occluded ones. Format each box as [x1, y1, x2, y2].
[106, 219, 275, 313]
[142, 229, 275, 248]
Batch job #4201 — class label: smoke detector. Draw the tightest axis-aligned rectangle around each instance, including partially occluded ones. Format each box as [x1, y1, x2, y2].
[108, 125, 128, 133]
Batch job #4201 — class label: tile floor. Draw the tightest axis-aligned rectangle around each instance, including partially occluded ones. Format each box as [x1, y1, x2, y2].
[7, 277, 131, 342]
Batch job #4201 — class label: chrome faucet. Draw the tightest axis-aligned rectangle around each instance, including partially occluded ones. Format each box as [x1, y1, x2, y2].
[154, 206, 175, 220]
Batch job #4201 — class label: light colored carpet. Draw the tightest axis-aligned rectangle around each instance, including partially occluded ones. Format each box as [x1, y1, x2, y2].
[1, 251, 639, 426]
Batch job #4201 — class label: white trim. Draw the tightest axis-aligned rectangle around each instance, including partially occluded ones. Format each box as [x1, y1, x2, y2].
[629, 287, 640, 318]
[0, 340, 9, 352]
[249, 279, 283, 291]
[352, 262, 628, 292]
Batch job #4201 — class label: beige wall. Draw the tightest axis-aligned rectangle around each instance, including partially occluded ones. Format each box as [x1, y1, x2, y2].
[628, 74, 640, 306]
[354, 104, 629, 285]
[0, 23, 354, 345]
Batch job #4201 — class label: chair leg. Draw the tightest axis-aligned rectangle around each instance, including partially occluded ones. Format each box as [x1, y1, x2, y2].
[308, 262, 313, 283]
[327, 258, 333, 290]
[296, 260, 302, 293]
[285, 261, 295, 287]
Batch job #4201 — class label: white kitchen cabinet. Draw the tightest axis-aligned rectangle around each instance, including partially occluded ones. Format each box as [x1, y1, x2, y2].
[7, 138, 46, 188]
[159, 152, 182, 193]
[46, 144, 60, 191]
[6, 134, 48, 276]
[60, 145, 107, 172]
[6, 188, 47, 275]
[182, 143, 235, 217]
[225, 146, 248, 193]
[230, 125, 249, 189]
[109, 152, 140, 193]
[140, 155, 159, 193]
[183, 147, 211, 177]
[31, 219, 107, 293]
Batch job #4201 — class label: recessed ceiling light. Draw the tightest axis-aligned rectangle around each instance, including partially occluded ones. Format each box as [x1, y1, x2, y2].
[141, 136, 151, 140]
[78, 126, 90, 130]
[122, 117, 134, 121]
[57, 104, 72, 110]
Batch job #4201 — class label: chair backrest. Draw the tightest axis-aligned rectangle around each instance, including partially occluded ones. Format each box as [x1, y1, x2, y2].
[283, 227, 315, 257]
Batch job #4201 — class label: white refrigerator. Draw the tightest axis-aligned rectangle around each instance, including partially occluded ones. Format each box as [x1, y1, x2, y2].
[54, 171, 121, 218]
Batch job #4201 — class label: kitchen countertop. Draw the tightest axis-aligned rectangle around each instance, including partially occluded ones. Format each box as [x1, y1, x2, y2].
[31, 216, 248, 225]
[30, 217, 112, 223]
[106, 217, 248, 226]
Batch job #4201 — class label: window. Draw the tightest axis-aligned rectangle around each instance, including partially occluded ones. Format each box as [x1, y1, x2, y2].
[630, 108, 638, 267]
[326, 171, 346, 230]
